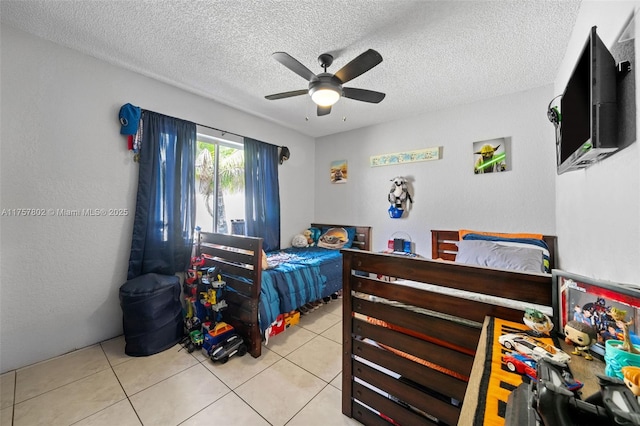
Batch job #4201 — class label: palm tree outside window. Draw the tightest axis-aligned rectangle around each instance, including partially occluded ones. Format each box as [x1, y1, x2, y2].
[195, 131, 245, 234]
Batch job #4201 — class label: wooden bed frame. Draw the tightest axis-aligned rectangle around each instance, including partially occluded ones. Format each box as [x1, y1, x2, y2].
[431, 229, 557, 267]
[197, 223, 372, 358]
[341, 230, 556, 425]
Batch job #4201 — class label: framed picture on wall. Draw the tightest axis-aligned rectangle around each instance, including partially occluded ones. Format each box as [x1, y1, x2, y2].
[330, 160, 347, 183]
[473, 137, 511, 174]
[553, 269, 640, 357]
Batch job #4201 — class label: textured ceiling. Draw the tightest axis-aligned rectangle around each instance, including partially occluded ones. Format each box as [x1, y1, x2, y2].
[1, 0, 581, 138]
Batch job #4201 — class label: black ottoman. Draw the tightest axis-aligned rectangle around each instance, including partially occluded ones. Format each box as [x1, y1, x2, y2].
[119, 273, 183, 356]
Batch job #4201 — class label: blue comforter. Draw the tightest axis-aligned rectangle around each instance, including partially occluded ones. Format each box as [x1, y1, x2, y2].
[259, 247, 342, 333]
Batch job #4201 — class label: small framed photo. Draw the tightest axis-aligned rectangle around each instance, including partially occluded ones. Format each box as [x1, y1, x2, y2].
[330, 160, 347, 184]
[553, 269, 640, 357]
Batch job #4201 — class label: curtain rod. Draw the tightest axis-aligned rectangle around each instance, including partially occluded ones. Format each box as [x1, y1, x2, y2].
[141, 108, 283, 149]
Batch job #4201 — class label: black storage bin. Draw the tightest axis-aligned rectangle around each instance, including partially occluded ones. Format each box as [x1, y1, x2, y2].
[119, 273, 183, 356]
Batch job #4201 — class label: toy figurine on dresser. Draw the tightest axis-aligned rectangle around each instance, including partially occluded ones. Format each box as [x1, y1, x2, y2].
[523, 308, 554, 336]
[622, 366, 640, 398]
[605, 307, 640, 380]
[564, 320, 598, 361]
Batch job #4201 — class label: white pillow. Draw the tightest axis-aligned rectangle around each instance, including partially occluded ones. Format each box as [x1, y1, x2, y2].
[455, 240, 544, 273]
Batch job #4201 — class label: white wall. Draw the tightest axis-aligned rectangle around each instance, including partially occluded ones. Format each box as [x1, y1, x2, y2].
[555, 2, 640, 284]
[0, 26, 315, 373]
[315, 86, 557, 255]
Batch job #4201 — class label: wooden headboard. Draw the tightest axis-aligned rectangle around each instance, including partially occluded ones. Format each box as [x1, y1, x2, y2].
[311, 223, 372, 251]
[431, 229, 557, 270]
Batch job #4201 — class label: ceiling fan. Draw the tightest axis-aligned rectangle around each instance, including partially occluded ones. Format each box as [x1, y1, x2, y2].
[265, 49, 386, 116]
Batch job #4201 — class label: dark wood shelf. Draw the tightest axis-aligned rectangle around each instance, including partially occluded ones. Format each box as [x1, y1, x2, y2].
[558, 340, 606, 398]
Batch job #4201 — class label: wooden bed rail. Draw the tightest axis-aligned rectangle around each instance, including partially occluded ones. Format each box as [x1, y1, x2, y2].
[341, 249, 553, 425]
[198, 232, 264, 358]
[195, 225, 372, 360]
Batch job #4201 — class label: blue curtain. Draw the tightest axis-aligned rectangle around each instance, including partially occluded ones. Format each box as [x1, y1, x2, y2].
[127, 111, 196, 280]
[244, 138, 281, 251]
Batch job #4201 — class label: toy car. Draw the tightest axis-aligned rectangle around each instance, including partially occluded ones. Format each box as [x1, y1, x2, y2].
[210, 334, 247, 364]
[498, 333, 571, 364]
[503, 351, 538, 380]
[503, 352, 583, 392]
[186, 329, 204, 353]
[202, 322, 236, 356]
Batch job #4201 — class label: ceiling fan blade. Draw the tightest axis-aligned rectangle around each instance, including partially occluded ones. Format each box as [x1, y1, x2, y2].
[317, 105, 331, 116]
[265, 89, 308, 100]
[334, 49, 383, 84]
[272, 52, 317, 82]
[342, 87, 386, 103]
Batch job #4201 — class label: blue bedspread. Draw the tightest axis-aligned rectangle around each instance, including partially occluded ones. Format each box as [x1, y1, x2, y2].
[259, 247, 342, 333]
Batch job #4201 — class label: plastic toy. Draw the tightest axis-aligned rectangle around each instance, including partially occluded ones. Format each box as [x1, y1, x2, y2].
[502, 351, 583, 392]
[209, 322, 235, 345]
[186, 329, 204, 353]
[503, 351, 538, 380]
[200, 288, 217, 306]
[622, 366, 640, 397]
[507, 358, 640, 425]
[210, 334, 247, 363]
[499, 333, 571, 364]
[202, 322, 235, 356]
[265, 314, 286, 344]
[564, 320, 598, 361]
[199, 274, 227, 321]
[185, 316, 201, 333]
[610, 307, 640, 354]
[523, 308, 554, 336]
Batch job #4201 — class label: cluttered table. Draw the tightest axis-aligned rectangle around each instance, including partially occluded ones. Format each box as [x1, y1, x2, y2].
[458, 316, 606, 425]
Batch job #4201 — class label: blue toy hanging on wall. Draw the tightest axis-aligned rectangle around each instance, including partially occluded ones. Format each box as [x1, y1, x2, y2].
[388, 176, 413, 218]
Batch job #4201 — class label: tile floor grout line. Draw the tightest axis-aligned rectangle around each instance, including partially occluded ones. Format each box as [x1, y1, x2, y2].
[230, 388, 275, 426]
[174, 380, 235, 426]
[118, 351, 201, 398]
[11, 364, 114, 407]
[103, 343, 145, 426]
[282, 381, 333, 426]
[199, 351, 284, 392]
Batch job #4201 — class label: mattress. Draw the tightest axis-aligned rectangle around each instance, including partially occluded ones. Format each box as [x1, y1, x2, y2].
[259, 246, 343, 332]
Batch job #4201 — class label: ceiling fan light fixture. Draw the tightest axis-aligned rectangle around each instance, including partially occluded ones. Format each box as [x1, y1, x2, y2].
[266, 50, 385, 114]
[309, 77, 342, 107]
[311, 87, 340, 106]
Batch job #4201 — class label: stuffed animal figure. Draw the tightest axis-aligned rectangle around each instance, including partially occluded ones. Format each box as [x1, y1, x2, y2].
[388, 176, 413, 209]
[303, 229, 313, 246]
[292, 234, 309, 248]
[307, 227, 322, 246]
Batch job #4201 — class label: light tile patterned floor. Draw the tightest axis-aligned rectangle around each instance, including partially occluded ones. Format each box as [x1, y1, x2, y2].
[0, 299, 361, 426]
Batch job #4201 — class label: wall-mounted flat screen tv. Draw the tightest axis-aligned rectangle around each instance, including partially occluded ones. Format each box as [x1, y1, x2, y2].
[558, 26, 618, 174]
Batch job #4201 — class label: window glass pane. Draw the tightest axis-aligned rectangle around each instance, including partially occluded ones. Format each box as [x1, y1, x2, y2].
[195, 133, 245, 234]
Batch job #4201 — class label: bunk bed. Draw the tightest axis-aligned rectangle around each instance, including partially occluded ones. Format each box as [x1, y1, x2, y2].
[197, 223, 372, 358]
[341, 229, 556, 425]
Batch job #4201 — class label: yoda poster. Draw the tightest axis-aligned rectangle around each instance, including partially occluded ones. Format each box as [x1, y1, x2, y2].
[473, 137, 511, 174]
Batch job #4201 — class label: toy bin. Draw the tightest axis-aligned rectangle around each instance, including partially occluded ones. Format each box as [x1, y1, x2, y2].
[119, 273, 183, 356]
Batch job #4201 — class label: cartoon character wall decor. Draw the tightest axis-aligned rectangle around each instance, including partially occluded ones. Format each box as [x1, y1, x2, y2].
[473, 138, 510, 174]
